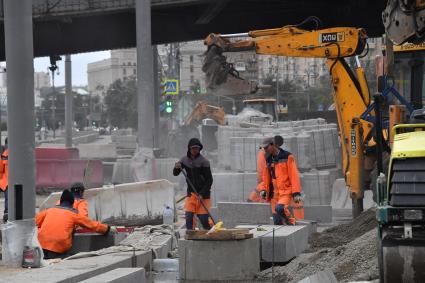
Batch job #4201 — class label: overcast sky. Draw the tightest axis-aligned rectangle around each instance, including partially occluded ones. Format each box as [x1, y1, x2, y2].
[33, 51, 111, 86]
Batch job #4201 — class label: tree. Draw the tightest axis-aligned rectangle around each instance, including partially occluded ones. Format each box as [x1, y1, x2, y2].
[103, 78, 138, 128]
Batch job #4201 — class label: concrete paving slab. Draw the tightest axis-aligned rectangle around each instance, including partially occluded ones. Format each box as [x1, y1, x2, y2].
[304, 205, 332, 223]
[216, 202, 271, 228]
[0, 251, 152, 283]
[179, 237, 260, 281]
[80, 267, 146, 283]
[249, 225, 309, 262]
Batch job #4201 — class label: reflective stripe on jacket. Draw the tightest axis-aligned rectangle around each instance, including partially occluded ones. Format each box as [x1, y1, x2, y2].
[261, 149, 301, 202]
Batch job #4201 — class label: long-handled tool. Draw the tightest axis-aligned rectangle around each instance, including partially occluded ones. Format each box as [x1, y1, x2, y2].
[181, 168, 216, 225]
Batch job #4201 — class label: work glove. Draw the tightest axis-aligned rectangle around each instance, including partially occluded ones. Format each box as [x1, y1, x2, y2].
[292, 192, 303, 204]
[260, 190, 267, 200]
[109, 226, 118, 234]
[174, 161, 182, 170]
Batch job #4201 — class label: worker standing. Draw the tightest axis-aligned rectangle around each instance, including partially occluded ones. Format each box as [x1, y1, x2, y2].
[0, 138, 8, 223]
[249, 135, 284, 202]
[259, 137, 303, 225]
[36, 189, 115, 259]
[173, 138, 213, 230]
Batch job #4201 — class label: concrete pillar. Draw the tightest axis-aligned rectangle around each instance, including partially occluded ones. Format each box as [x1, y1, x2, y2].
[4, 0, 36, 220]
[65, 55, 73, 148]
[136, 0, 154, 148]
[153, 46, 160, 148]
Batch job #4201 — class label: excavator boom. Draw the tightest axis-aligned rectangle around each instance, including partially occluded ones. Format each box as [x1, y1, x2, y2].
[203, 25, 374, 217]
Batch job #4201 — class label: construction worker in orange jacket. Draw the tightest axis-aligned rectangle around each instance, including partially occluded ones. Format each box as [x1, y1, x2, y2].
[258, 137, 303, 225]
[70, 182, 88, 217]
[55, 183, 88, 217]
[249, 135, 284, 202]
[36, 189, 114, 259]
[0, 138, 8, 223]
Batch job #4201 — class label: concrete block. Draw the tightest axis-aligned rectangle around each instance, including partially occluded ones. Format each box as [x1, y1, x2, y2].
[304, 205, 332, 223]
[301, 170, 332, 206]
[216, 202, 271, 228]
[250, 225, 309, 262]
[40, 180, 175, 226]
[78, 144, 117, 160]
[296, 219, 318, 235]
[68, 232, 128, 255]
[112, 159, 135, 184]
[80, 268, 146, 283]
[212, 172, 257, 206]
[103, 161, 115, 185]
[152, 158, 180, 183]
[178, 238, 260, 281]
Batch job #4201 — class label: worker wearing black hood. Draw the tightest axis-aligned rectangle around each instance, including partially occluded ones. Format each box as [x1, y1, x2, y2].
[173, 138, 213, 230]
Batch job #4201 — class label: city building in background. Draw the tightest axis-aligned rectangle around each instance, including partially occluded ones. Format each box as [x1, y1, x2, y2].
[179, 41, 206, 94]
[87, 49, 137, 98]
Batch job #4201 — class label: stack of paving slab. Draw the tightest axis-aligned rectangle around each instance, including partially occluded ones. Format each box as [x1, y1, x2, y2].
[220, 119, 340, 172]
[211, 172, 257, 206]
[111, 129, 137, 156]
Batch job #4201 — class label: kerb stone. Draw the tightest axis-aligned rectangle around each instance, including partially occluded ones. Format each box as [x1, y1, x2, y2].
[250, 225, 309, 262]
[80, 268, 146, 283]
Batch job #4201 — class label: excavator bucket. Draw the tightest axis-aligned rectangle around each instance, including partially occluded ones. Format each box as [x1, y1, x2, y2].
[202, 45, 258, 96]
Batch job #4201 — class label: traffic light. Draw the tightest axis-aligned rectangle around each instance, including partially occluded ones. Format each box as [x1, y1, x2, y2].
[165, 100, 173, 113]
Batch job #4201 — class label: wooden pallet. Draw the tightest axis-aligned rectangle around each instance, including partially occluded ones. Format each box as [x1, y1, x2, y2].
[185, 229, 253, 241]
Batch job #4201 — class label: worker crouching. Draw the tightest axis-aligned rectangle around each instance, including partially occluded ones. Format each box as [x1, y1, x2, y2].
[173, 138, 213, 230]
[36, 189, 114, 259]
[259, 137, 303, 225]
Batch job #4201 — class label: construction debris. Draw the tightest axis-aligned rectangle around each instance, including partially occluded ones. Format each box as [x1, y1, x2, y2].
[255, 209, 379, 282]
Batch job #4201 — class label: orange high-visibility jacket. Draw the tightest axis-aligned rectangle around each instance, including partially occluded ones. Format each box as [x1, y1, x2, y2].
[74, 198, 88, 217]
[256, 149, 266, 184]
[56, 198, 89, 217]
[262, 149, 301, 204]
[0, 149, 8, 191]
[36, 206, 108, 254]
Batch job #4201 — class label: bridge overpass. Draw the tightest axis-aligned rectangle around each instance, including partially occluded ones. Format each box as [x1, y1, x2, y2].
[0, 0, 385, 60]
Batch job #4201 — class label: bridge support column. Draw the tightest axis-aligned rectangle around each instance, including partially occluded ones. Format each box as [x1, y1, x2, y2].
[136, 0, 155, 149]
[65, 55, 73, 148]
[3, 0, 36, 266]
[4, 0, 36, 221]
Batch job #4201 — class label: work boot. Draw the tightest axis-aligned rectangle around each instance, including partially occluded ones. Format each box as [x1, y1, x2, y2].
[3, 213, 8, 223]
[286, 217, 296, 226]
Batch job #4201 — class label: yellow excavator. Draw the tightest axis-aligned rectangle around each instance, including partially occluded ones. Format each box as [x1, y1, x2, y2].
[203, 24, 376, 217]
[184, 100, 225, 126]
[200, 1, 425, 280]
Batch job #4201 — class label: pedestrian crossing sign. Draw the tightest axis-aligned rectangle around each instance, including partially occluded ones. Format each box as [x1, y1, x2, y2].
[164, 79, 179, 95]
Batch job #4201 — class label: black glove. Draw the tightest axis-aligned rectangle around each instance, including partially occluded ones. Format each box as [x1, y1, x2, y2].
[292, 192, 303, 203]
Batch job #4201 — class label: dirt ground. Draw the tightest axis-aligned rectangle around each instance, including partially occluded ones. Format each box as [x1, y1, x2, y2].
[256, 208, 379, 282]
